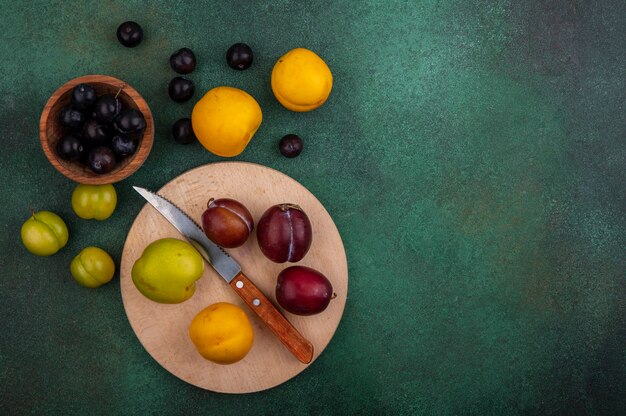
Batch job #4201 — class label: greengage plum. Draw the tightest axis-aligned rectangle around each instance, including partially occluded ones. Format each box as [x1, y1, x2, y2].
[71, 184, 117, 220]
[70, 247, 115, 288]
[20, 210, 69, 256]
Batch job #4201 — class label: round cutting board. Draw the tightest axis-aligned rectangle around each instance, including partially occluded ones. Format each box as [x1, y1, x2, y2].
[120, 162, 348, 393]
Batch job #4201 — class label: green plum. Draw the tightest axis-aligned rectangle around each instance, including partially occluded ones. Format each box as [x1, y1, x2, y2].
[71, 184, 117, 220]
[70, 247, 115, 288]
[132, 238, 205, 303]
[21, 211, 69, 256]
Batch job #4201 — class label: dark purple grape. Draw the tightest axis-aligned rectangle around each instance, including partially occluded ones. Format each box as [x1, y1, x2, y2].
[71, 84, 97, 110]
[116, 21, 143, 47]
[226, 43, 253, 70]
[114, 109, 146, 136]
[170, 48, 196, 74]
[111, 134, 138, 156]
[279, 134, 303, 158]
[56, 134, 85, 161]
[82, 119, 111, 147]
[93, 95, 122, 123]
[88, 146, 116, 174]
[168, 77, 194, 102]
[172, 118, 197, 144]
[59, 106, 84, 131]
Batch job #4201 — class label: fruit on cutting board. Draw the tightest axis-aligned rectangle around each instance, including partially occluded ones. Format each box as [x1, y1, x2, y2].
[132, 238, 204, 303]
[71, 184, 117, 220]
[201, 198, 253, 248]
[117, 21, 143, 47]
[20, 210, 69, 256]
[279, 134, 303, 158]
[189, 302, 254, 364]
[276, 266, 334, 315]
[226, 43, 253, 70]
[70, 246, 115, 288]
[191, 86, 262, 157]
[257, 203, 312, 263]
[170, 48, 197, 74]
[271, 47, 333, 112]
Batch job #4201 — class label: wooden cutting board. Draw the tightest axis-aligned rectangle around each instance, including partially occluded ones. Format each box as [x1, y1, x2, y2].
[120, 162, 348, 393]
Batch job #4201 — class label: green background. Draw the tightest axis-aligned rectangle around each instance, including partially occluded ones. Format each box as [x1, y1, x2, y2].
[1, 0, 624, 414]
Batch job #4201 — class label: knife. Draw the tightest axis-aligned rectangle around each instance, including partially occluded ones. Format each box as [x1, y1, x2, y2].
[133, 186, 314, 364]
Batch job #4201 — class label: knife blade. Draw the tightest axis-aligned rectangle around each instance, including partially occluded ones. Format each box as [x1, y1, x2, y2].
[133, 186, 314, 364]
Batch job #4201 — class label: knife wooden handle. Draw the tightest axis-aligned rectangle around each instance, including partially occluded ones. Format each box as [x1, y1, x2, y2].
[230, 272, 314, 364]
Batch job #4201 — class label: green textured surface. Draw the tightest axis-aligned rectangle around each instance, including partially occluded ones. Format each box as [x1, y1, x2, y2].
[1, 0, 624, 414]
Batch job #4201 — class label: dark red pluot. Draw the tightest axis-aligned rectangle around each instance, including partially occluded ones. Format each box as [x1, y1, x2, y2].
[201, 198, 253, 248]
[256, 204, 312, 263]
[276, 266, 334, 316]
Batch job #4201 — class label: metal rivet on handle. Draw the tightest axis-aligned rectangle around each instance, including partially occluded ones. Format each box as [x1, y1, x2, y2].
[236, 281, 244, 289]
[252, 298, 261, 306]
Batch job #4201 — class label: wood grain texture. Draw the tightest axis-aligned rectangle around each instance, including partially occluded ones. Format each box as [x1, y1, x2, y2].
[230, 272, 314, 364]
[120, 162, 348, 393]
[39, 74, 154, 184]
